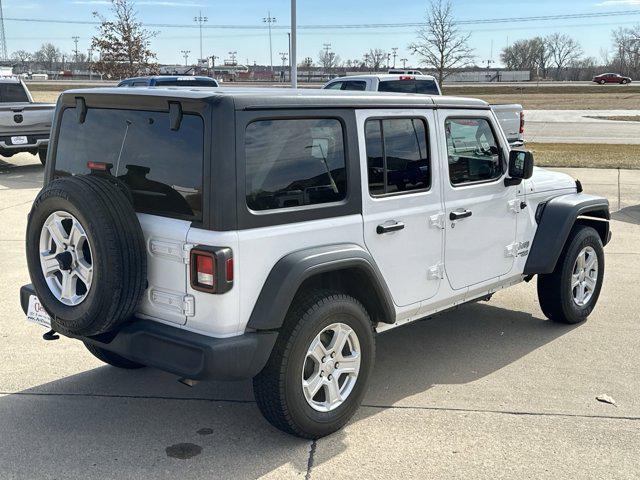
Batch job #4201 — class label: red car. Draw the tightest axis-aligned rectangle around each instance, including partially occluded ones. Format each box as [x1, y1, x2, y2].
[593, 73, 632, 84]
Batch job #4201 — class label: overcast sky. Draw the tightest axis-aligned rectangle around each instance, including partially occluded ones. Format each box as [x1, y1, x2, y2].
[2, 0, 639, 67]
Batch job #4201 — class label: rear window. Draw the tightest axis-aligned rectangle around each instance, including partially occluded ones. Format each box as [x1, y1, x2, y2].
[378, 79, 440, 95]
[0, 83, 29, 102]
[54, 108, 204, 221]
[245, 118, 347, 211]
[153, 78, 218, 87]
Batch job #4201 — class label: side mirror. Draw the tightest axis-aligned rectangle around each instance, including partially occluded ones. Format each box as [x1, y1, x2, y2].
[508, 149, 534, 180]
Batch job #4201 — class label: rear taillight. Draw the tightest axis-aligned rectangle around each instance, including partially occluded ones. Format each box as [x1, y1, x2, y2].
[519, 111, 525, 134]
[399, 75, 415, 80]
[190, 247, 234, 294]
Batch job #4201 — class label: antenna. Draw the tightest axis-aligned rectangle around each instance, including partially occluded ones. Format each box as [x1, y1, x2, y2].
[0, 0, 7, 61]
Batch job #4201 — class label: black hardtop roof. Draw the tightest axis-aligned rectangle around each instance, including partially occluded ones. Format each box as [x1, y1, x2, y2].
[62, 86, 490, 110]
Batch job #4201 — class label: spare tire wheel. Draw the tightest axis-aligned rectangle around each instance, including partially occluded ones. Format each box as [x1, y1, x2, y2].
[25, 174, 147, 336]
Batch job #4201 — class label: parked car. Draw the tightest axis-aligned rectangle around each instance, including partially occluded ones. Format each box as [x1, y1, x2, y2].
[323, 74, 525, 146]
[592, 73, 632, 84]
[0, 77, 55, 165]
[117, 75, 219, 87]
[21, 87, 609, 439]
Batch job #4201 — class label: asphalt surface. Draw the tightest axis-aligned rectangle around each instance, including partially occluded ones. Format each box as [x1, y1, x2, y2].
[1, 153, 639, 479]
[526, 110, 640, 144]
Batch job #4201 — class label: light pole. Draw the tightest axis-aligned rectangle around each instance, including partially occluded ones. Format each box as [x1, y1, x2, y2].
[401, 57, 408, 69]
[194, 11, 208, 62]
[291, 0, 297, 88]
[263, 11, 276, 72]
[228, 50, 237, 65]
[391, 47, 398, 68]
[181, 50, 190, 67]
[279, 51, 288, 82]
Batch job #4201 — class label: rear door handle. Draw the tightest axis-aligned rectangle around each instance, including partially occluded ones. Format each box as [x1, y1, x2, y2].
[376, 221, 405, 234]
[449, 209, 472, 221]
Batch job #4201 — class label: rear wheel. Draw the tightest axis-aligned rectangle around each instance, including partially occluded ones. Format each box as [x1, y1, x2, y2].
[621, 79, 629, 84]
[253, 291, 375, 439]
[84, 343, 145, 369]
[537, 226, 604, 324]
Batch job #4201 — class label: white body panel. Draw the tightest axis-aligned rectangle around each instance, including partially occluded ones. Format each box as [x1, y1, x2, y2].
[133, 106, 577, 339]
[136, 214, 191, 326]
[356, 109, 444, 307]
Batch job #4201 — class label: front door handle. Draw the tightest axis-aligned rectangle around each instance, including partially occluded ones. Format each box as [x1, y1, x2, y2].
[449, 209, 472, 221]
[376, 221, 405, 234]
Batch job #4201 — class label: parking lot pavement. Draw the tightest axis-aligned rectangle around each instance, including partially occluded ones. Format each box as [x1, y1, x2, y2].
[526, 110, 640, 144]
[1, 154, 639, 479]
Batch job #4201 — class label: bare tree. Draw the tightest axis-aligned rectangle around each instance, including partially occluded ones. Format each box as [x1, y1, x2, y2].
[364, 49, 387, 71]
[318, 49, 341, 72]
[408, 0, 474, 85]
[500, 37, 550, 78]
[11, 50, 32, 72]
[91, 0, 158, 78]
[546, 33, 582, 80]
[34, 43, 62, 70]
[611, 25, 640, 78]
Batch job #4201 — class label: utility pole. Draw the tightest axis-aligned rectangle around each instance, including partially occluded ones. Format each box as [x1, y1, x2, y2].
[181, 50, 190, 67]
[263, 11, 276, 72]
[209, 54, 218, 77]
[87, 47, 93, 81]
[72, 36, 80, 64]
[391, 47, 398, 68]
[228, 50, 237, 65]
[0, 0, 7, 61]
[194, 11, 208, 62]
[401, 57, 408, 69]
[291, 0, 297, 88]
[279, 51, 288, 82]
[322, 43, 333, 75]
[386, 53, 391, 69]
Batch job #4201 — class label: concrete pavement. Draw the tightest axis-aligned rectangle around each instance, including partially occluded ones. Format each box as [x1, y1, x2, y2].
[526, 109, 640, 144]
[0, 153, 639, 479]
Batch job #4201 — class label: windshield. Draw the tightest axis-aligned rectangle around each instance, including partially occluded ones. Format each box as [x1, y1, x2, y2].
[54, 107, 204, 221]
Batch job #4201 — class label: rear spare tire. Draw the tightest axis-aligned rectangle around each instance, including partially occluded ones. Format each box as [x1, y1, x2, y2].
[25, 174, 147, 336]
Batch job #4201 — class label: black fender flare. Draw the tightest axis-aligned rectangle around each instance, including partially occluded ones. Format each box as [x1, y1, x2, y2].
[524, 193, 610, 275]
[246, 244, 396, 331]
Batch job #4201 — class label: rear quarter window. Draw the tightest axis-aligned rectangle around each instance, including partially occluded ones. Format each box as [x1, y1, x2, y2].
[244, 118, 347, 211]
[54, 107, 204, 221]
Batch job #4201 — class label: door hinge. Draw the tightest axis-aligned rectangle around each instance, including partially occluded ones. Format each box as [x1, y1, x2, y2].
[508, 199, 521, 213]
[182, 243, 194, 264]
[505, 242, 519, 257]
[428, 262, 445, 280]
[429, 213, 446, 230]
[183, 294, 195, 317]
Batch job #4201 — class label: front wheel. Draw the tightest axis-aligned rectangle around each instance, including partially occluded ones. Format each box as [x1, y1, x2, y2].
[599, 79, 606, 85]
[537, 226, 604, 324]
[253, 291, 375, 439]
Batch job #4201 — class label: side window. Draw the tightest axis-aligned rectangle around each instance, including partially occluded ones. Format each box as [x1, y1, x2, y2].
[445, 118, 503, 186]
[342, 81, 367, 91]
[325, 82, 344, 90]
[365, 118, 430, 196]
[245, 118, 347, 211]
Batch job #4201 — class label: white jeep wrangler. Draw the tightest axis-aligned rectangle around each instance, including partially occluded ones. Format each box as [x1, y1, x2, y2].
[21, 87, 610, 439]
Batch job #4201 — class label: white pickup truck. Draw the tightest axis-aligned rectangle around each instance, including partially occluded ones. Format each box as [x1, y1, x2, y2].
[0, 77, 55, 165]
[324, 74, 525, 145]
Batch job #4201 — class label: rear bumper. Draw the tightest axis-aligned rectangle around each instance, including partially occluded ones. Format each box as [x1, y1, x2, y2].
[0, 134, 48, 152]
[20, 284, 277, 381]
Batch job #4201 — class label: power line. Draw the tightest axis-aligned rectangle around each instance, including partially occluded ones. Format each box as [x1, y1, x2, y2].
[3, 9, 640, 30]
